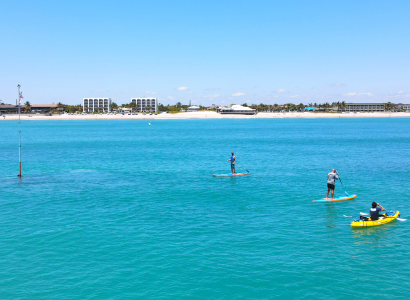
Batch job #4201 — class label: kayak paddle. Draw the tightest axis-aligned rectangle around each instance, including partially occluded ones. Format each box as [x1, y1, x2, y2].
[236, 165, 250, 173]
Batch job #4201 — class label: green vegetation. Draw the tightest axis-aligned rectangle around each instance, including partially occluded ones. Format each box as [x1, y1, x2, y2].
[28, 99, 401, 115]
[110, 102, 119, 111]
[24, 101, 31, 112]
[243, 101, 349, 112]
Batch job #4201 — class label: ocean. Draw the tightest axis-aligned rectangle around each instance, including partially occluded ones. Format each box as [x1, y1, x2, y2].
[1, 118, 410, 299]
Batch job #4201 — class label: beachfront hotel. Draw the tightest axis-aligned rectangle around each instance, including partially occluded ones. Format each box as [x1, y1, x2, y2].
[131, 98, 158, 113]
[83, 98, 111, 113]
[343, 103, 385, 112]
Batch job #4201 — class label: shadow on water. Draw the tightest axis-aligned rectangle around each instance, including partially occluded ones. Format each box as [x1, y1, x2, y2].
[324, 202, 337, 229]
[350, 222, 400, 246]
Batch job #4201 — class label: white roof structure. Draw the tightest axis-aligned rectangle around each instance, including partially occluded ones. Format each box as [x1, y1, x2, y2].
[217, 104, 256, 115]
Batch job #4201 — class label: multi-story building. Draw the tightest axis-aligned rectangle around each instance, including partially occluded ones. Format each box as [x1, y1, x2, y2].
[131, 98, 158, 113]
[343, 103, 385, 112]
[396, 104, 410, 111]
[83, 98, 111, 113]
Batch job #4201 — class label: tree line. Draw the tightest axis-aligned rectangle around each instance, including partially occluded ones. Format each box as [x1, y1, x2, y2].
[12, 100, 400, 114]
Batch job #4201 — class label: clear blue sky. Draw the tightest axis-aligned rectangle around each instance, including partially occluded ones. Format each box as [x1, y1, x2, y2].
[1, 0, 409, 106]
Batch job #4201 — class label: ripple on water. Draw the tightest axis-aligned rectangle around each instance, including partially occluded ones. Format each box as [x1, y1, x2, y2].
[1, 119, 410, 299]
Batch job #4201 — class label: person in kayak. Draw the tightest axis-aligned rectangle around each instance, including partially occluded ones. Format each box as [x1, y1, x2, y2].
[326, 169, 339, 199]
[227, 152, 236, 174]
[370, 202, 385, 220]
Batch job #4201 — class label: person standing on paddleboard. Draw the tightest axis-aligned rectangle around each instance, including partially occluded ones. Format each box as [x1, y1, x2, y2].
[228, 152, 236, 174]
[326, 169, 339, 199]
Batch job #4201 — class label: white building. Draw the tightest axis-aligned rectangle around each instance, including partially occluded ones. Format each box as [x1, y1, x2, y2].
[187, 105, 200, 111]
[216, 104, 257, 115]
[83, 98, 111, 113]
[131, 98, 158, 113]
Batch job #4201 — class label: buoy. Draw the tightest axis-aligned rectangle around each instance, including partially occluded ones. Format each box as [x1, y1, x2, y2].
[149, 123, 151, 126]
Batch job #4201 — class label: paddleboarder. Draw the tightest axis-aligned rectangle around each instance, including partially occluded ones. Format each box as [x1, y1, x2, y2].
[326, 169, 339, 199]
[227, 152, 236, 174]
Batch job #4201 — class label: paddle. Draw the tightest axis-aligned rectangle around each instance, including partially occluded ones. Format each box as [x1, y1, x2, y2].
[360, 212, 407, 221]
[338, 176, 349, 196]
[235, 165, 250, 173]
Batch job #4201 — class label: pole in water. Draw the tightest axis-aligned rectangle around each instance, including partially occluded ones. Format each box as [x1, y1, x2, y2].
[17, 84, 22, 177]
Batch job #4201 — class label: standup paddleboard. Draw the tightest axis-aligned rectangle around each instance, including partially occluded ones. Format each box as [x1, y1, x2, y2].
[312, 194, 357, 203]
[213, 173, 250, 177]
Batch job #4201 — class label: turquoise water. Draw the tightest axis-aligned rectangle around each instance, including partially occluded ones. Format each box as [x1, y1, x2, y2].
[1, 118, 410, 299]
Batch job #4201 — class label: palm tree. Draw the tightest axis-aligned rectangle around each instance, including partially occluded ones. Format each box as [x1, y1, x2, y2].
[340, 101, 346, 112]
[24, 101, 31, 112]
[56, 102, 65, 113]
[110, 102, 118, 112]
[129, 102, 137, 112]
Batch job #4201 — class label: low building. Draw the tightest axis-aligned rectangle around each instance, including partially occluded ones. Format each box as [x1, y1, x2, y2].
[83, 98, 111, 113]
[131, 98, 158, 113]
[31, 104, 59, 113]
[0, 104, 59, 114]
[187, 105, 200, 111]
[0, 104, 18, 114]
[216, 105, 257, 115]
[343, 103, 385, 112]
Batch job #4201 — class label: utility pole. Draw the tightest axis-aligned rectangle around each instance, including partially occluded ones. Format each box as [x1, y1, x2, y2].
[17, 84, 22, 177]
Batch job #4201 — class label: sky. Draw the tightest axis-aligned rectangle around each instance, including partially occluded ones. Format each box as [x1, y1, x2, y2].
[1, 0, 409, 106]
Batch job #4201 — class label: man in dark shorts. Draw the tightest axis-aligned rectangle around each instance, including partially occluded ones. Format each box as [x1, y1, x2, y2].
[326, 169, 339, 199]
[227, 152, 236, 174]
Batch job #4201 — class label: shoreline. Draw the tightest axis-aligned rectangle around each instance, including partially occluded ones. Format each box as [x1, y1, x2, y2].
[1, 111, 409, 121]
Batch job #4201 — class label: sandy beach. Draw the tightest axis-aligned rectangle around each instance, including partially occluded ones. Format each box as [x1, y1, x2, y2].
[1, 111, 410, 121]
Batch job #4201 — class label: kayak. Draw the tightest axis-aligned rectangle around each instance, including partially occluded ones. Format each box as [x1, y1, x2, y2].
[351, 211, 400, 228]
[213, 173, 250, 177]
[312, 194, 357, 203]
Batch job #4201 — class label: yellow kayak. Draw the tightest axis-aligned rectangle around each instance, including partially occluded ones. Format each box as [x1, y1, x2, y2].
[351, 211, 400, 228]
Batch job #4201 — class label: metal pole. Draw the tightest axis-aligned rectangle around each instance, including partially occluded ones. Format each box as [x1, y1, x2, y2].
[17, 84, 21, 177]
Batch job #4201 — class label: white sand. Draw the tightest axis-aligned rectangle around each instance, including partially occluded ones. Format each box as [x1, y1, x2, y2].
[1, 111, 409, 121]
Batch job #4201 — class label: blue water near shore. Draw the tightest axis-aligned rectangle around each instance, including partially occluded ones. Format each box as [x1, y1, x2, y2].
[1, 118, 410, 299]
